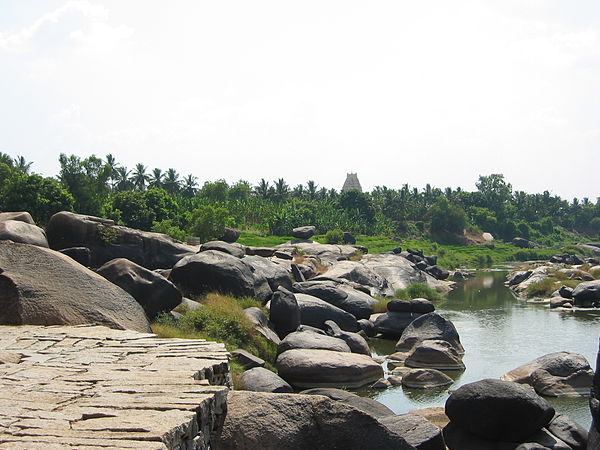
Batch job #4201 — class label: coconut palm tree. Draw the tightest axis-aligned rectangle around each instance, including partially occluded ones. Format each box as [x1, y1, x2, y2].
[306, 180, 318, 200]
[148, 168, 164, 189]
[163, 168, 180, 194]
[254, 179, 270, 199]
[13, 155, 32, 174]
[114, 166, 133, 191]
[132, 163, 149, 191]
[273, 178, 289, 202]
[182, 174, 198, 197]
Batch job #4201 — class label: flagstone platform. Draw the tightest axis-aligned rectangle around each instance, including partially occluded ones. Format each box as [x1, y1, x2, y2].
[0, 324, 230, 449]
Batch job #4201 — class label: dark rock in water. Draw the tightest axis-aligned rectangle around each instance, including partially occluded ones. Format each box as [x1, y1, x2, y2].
[324, 320, 370, 355]
[277, 331, 351, 355]
[358, 319, 376, 337]
[387, 299, 413, 312]
[231, 349, 265, 370]
[295, 293, 360, 332]
[549, 297, 572, 309]
[508, 270, 533, 286]
[558, 286, 574, 299]
[513, 237, 533, 248]
[292, 280, 376, 319]
[0, 240, 150, 333]
[590, 338, 600, 448]
[219, 227, 240, 243]
[396, 312, 464, 354]
[292, 225, 316, 240]
[170, 250, 255, 298]
[269, 288, 301, 339]
[46, 211, 195, 269]
[546, 414, 588, 449]
[405, 340, 465, 370]
[445, 378, 555, 442]
[97, 258, 182, 320]
[426, 265, 449, 280]
[343, 232, 356, 245]
[380, 414, 446, 450]
[301, 387, 395, 418]
[572, 280, 600, 307]
[58, 246, 91, 267]
[401, 368, 453, 389]
[244, 307, 280, 345]
[238, 367, 293, 393]
[214, 391, 413, 449]
[443, 422, 519, 450]
[0, 211, 35, 224]
[291, 264, 305, 282]
[199, 240, 246, 258]
[0, 220, 48, 248]
[500, 351, 593, 397]
[276, 348, 383, 389]
[387, 298, 435, 314]
[374, 311, 421, 338]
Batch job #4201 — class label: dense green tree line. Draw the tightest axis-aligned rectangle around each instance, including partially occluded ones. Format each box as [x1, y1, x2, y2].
[0, 152, 598, 243]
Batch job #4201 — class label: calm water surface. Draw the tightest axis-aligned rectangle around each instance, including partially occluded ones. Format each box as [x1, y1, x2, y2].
[364, 270, 600, 429]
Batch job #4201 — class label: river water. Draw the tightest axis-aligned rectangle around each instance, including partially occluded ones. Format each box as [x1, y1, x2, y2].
[364, 269, 600, 429]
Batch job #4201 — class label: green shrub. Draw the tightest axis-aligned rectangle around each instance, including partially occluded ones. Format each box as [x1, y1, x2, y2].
[325, 229, 344, 244]
[152, 219, 187, 242]
[187, 204, 230, 243]
[395, 283, 445, 302]
[525, 278, 557, 298]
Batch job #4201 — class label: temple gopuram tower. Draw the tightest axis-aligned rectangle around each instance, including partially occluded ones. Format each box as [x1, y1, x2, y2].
[341, 173, 362, 192]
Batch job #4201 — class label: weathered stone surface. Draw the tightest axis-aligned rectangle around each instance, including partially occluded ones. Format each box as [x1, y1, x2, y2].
[242, 256, 293, 294]
[401, 368, 454, 389]
[276, 349, 383, 389]
[0, 220, 48, 247]
[292, 226, 316, 239]
[295, 292, 360, 332]
[0, 324, 229, 448]
[219, 227, 240, 243]
[396, 313, 464, 354]
[230, 349, 265, 370]
[277, 331, 351, 355]
[300, 387, 394, 418]
[0, 211, 35, 224]
[405, 340, 465, 370]
[245, 246, 276, 257]
[572, 280, 600, 307]
[590, 339, 600, 448]
[374, 311, 421, 337]
[244, 307, 280, 345]
[46, 211, 195, 269]
[170, 250, 255, 298]
[322, 260, 391, 295]
[0, 241, 150, 333]
[380, 413, 446, 450]
[238, 367, 293, 393]
[323, 320, 370, 355]
[508, 270, 533, 286]
[214, 391, 413, 449]
[199, 240, 246, 258]
[58, 246, 91, 267]
[443, 422, 519, 450]
[500, 352, 593, 397]
[269, 288, 301, 339]
[546, 414, 588, 449]
[388, 298, 435, 314]
[97, 258, 182, 320]
[445, 379, 555, 441]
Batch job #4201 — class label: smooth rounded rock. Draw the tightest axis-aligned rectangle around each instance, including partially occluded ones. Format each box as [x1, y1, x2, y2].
[381, 414, 446, 450]
[295, 293, 360, 332]
[396, 312, 464, 354]
[238, 367, 293, 393]
[277, 331, 351, 355]
[374, 311, 421, 337]
[402, 368, 454, 389]
[269, 288, 301, 339]
[199, 240, 246, 258]
[405, 340, 465, 370]
[0, 220, 48, 247]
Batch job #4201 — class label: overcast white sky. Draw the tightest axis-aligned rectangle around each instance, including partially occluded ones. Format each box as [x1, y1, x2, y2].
[1, 1, 599, 200]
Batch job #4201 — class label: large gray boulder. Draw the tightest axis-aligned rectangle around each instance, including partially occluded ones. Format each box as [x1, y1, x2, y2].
[396, 313, 464, 354]
[0, 220, 48, 247]
[401, 368, 454, 389]
[324, 320, 370, 355]
[292, 225, 316, 239]
[546, 414, 588, 450]
[170, 250, 255, 298]
[277, 330, 351, 355]
[405, 340, 465, 371]
[46, 211, 195, 269]
[445, 379, 555, 442]
[213, 391, 414, 449]
[0, 211, 35, 224]
[0, 241, 151, 333]
[276, 349, 383, 389]
[300, 387, 395, 418]
[380, 414, 446, 450]
[199, 240, 246, 258]
[292, 280, 377, 319]
[322, 260, 391, 296]
[237, 367, 293, 393]
[295, 293, 360, 332]
[500, 352, 593, 397]
[97, 258, 182, 320]
[244, 307, 280, 345]
[269, 288, 301, 339]
[374, 312, 421, 338]
[242, 255, 293, 292]
[572, 280, 600, 307]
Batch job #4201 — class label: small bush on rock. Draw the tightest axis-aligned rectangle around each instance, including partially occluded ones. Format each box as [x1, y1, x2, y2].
[324, 229, 344, 244]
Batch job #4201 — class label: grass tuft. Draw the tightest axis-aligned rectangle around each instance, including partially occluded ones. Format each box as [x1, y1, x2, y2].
[394, 283, 445, 302]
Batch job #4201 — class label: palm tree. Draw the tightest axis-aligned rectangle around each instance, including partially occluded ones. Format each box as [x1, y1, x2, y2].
[13, 155, 32, 174]
[182, 174, 198, 197]
[306, 180, 318, 200]
[105, 154, 118, 190]
[254, 179, 270, 199]
[132, 163, 149, 191]
[0, 152, 13, 166]
[148, 168, 164, 189]
[274, 178, 289, 202]
[163, 168, 180, 194]
[114, 166, 133, 191]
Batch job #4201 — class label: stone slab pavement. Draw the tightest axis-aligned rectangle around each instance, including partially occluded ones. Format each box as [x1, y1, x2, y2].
[0, 324, 230, 449]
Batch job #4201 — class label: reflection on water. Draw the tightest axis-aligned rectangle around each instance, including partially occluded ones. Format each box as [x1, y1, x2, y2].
[365, 270, 600, 429]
